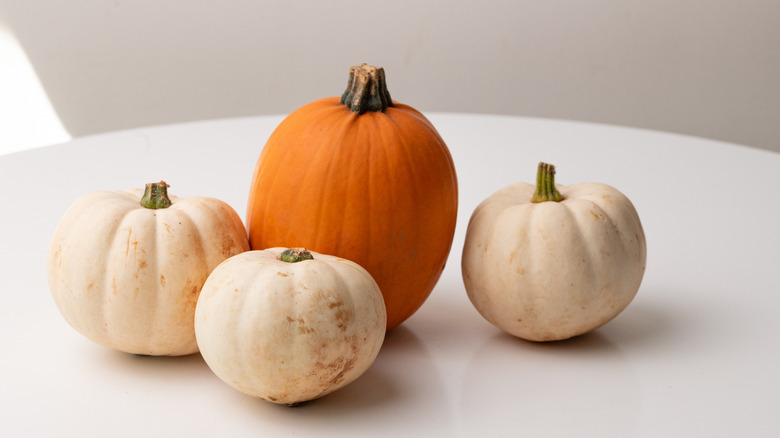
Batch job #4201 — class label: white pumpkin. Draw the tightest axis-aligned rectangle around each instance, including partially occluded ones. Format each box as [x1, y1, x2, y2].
[47, 181, 249, 355]
[462, 163, 646, 341]
[194, 247, 387, 406]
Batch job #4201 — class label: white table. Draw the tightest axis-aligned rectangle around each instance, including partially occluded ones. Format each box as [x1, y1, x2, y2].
[2, 113, 778, 437]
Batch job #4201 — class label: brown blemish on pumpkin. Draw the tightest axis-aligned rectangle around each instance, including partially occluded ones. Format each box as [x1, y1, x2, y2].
[510, 250, 526, 275]
[221, 234, 236, 255]
[160, 274, 166, 287]
[336, 312, 347, 330]
[330, 355, 357, 386]
[589, 210, 603, 220]
[321, 337, 360, 386]
[311, 359, 341, 386]
[297, 318, 315, 334]
[125, 227, 146, 268]
[277, 272, 289, 277]
[328, 300, 351, 331]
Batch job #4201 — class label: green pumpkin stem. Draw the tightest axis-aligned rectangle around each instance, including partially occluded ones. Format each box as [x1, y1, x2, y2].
[340, 64, 393, 114]
[532, 162, 563, 203]
[140, 181, 173, 209]
[280, 248, 314, 263]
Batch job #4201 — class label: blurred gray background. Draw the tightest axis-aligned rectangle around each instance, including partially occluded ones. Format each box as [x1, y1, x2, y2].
[1, 0, 778, 153]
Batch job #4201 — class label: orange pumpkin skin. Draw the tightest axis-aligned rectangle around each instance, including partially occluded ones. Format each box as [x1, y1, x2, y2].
[246, 96, 458, 330]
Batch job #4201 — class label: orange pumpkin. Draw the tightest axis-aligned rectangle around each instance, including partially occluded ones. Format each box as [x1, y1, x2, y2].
[246, 64, 458, 330]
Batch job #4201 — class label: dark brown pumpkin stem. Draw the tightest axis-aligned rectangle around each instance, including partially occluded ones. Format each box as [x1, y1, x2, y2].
[532, 162, 563, 203]
[340, 64, 393, 114]
[140, 181, 173, 209]
[280, 248, 314, 263]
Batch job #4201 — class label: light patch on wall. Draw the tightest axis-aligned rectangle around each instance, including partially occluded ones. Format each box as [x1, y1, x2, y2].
[0, 25, 70, 155]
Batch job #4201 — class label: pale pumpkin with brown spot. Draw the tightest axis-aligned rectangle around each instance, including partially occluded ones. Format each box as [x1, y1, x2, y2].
[194, 247, 386, 405]
[47, 182, 249, 355]
[462, 163, 647, 342]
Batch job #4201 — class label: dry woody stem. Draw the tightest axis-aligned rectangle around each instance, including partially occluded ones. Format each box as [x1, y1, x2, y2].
[340, 64, 393, 114]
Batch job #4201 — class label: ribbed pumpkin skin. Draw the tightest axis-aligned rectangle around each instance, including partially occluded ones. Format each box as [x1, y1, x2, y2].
[246, 97, 458, 329]
[194, 248, 387, 405]
[47, 189, 249, 355]
[461, 181, 646, 341]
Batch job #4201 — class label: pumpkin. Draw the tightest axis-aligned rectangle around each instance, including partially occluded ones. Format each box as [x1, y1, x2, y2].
[47, 181, 249, 355]
[461, 163, 646, 341]
[194, 247, 386, 405]
[245, 64, 458, 330]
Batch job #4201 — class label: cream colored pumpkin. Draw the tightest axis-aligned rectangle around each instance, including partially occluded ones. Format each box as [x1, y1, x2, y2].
[47, 182, 249, 356]
[462, 163, 646, 342]
[194, 247, 387, 405]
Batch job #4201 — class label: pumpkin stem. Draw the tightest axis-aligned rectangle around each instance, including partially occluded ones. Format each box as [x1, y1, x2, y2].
[140, 181, 173, 209]
[280, 248, 314, 263]
[532, 162, 563, 203]
[340, 64, 393, 114]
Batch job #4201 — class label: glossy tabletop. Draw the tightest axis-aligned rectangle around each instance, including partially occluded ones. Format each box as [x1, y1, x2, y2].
[1, 113, 778, 437]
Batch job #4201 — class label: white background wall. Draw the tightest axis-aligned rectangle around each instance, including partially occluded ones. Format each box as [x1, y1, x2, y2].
[1, 0, 778, 153]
